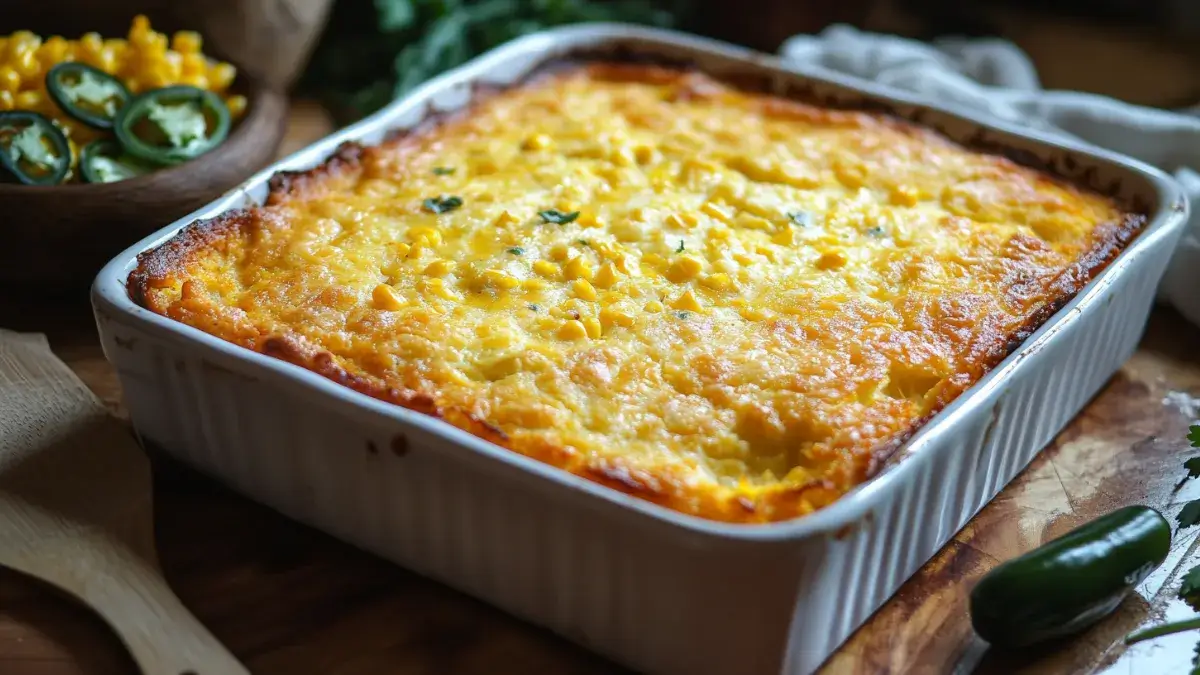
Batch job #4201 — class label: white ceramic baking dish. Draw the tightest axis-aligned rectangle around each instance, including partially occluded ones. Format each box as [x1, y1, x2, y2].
[91, 24, 1188, 675]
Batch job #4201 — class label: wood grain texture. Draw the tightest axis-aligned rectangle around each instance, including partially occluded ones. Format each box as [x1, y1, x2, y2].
[0, 333, 250, 675]
[0, 81, 287, 295]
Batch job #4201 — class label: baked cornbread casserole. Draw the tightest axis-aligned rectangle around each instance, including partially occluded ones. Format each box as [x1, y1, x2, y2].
[130, 63, 1143, 523]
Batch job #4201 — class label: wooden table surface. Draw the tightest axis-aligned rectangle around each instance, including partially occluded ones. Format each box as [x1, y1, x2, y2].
[4, 16, 1200, 672]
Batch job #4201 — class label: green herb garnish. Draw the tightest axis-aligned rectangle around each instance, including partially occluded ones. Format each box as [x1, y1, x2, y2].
[866, 226, 887, 237]
[433, 166, 455, 175]
[676, 239, 685, 253]
[675, 311, 690, 320]
[507, 247, 524, 255]
[528, 303, 540, 312]
[577, 239, 590, 247]
[539, 209, 579, 225]
[788, 211, 812, 227]
[1124, 425, 1200, 666]
[423, 195, 463, 214]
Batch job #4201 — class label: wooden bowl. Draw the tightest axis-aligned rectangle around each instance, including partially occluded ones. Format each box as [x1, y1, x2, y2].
[0, 79, 287, 296]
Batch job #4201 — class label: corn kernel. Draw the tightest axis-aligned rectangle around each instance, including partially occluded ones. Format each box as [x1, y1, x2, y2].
[583, 317, 603, 339]
[372, 284, 407, 311]
[408, 227, 442, 247]
[0, 67, 19, 93]
[563, 255, 592, 281]
[143, 64, 171, 89]
[834, 157, 868, 189]
[172, 31, 203, 54]
[593, 262, 620, 289]
[522, 133, 552, 151]
[773, 227, 798, 246]
[599, 307, 635, 328]
[226, 94, 248, 117]
[209, 62, 237, 91]
[128, 16, 151, 42]
[733, 252, 756, 266]
[739, 306, 772, 322]
[614, 253, 639, 276]
[14, 90, 42, 111]
[612, 145, 636, 167]
[558, 320, 588, 340]
[9, 31, 39, 52]
[701, 273, 732, 291]
[548, 244, 570, 261]
[420, 277, 461, 301]
[707, 227, 732, 242]
[163, 51, 183, 79]
[80, 32, 104, 56]
[756, 245, 778, 262]
[523, 278, 548, 292]
[701, 202, 733, 224]
[890, 184, 920, 207]
[181, 73, 210, 90]
[735, 213, 773, 231]
[644, 300, 664, 313]
[671, 289, 703, 312]
[666, 255, 703, 283]
[572, 278, 598, 301]
[815, 250, 848, 270]
[181, 52, 208, 76]
[0, 91, 12, 110]
[12, 49, 40, 81]
[392, 242, 412, 258]
[484, 269, 520, 290]
[93, 47, 119, 74]
[36, 37, 68, 68]
[633, 143, 658, 165]
[665, 213, 691, 230]
[494, 209, 520, 227]
[532, 260, 560, 278]
[422, 260, 455, 277]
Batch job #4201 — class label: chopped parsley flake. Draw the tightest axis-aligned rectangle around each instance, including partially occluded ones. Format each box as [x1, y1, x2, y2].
[788, 211, 812, 227]
[577, 239, 590, 247]
[866, 226, 887, 237]
[507, 247, 524, 255]
[676, 239, 685, 253]
[423, 195, 463, 213]
[432, 166, 455, 175]
[527, 303, 540, 312]
[675, 311, 691, 320]
[538, 209, 579, 225]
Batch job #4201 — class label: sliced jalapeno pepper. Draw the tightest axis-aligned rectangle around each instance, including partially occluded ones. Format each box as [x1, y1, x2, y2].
[0, 111, 71, 185]
[45, 62, 131, 130]
[79, 139, 153, 184]
[114, 86, 231, 165]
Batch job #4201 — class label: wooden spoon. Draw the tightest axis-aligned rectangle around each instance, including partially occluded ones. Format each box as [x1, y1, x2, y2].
[0, 330, 249, 675]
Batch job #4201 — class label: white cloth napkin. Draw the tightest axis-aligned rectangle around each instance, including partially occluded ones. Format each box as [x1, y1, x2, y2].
[780, 25, 1200, 328]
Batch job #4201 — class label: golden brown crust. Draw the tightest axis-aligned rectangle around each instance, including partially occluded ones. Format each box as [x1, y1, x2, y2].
[129, 61, 1146, 524]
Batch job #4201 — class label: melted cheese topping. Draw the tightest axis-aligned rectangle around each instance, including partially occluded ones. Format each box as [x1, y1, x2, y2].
[135, 65, 1135, 523]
